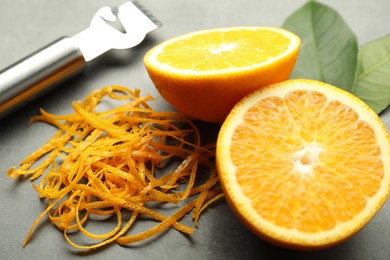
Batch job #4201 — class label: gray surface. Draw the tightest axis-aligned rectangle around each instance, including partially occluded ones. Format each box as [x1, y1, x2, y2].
[1, 0, 390, 259]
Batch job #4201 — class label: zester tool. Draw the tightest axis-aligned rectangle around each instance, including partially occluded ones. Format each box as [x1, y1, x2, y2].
[0, 1, 161, 118]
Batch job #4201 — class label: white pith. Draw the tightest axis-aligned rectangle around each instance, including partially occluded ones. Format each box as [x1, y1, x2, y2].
[291, 141, 323, 176]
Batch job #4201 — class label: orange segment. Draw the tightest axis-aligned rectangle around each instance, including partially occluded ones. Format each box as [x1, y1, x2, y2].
[216, 79, 390, 250]
[144, 27, 300, 122]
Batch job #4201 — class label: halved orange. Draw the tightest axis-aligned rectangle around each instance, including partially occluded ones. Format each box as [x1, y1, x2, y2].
[216, 79, 390, 250]
[144, 27, 300, 122]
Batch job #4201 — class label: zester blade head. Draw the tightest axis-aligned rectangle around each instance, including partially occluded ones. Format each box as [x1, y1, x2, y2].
[72, 1, 161, 61]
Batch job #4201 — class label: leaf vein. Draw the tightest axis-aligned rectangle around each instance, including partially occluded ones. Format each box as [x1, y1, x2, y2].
[310, 1, 325, 81]
[356, 56, 390, 80]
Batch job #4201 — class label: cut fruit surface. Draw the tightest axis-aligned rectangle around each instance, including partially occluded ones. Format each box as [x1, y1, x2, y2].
[144, 27, 300, 122]
[216, 79, 390, 250]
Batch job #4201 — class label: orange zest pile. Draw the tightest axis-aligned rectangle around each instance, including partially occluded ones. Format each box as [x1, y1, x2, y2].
[7, 86, 222, 250]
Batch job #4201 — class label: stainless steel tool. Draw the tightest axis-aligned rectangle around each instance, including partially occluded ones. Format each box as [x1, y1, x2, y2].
[0, 1, 161, 118]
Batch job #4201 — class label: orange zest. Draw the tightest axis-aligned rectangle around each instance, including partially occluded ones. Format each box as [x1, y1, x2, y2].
[7, 86, 222, 249]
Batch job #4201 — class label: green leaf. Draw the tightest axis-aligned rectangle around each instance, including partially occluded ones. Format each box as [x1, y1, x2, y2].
[282, 1, 358, 91]
[352, 34, 390, 114]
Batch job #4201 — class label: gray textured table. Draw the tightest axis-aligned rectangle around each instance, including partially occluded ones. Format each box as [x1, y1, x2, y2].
[1, 0, 390, 259]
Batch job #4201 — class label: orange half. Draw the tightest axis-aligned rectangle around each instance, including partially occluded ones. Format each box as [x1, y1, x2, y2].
[216, 79, 390, 250]
[144, 27, 300, 122]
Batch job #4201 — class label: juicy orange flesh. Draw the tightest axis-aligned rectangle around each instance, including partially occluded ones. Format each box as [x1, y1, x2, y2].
[231, 90, 384, 233]
[157, 29, 291, 71]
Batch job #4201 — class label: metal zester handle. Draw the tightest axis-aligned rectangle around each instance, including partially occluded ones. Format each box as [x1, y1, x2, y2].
[0, 37, 86, 118]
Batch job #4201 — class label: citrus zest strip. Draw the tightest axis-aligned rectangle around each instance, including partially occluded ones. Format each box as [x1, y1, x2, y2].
[7, 86, 223, 249]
